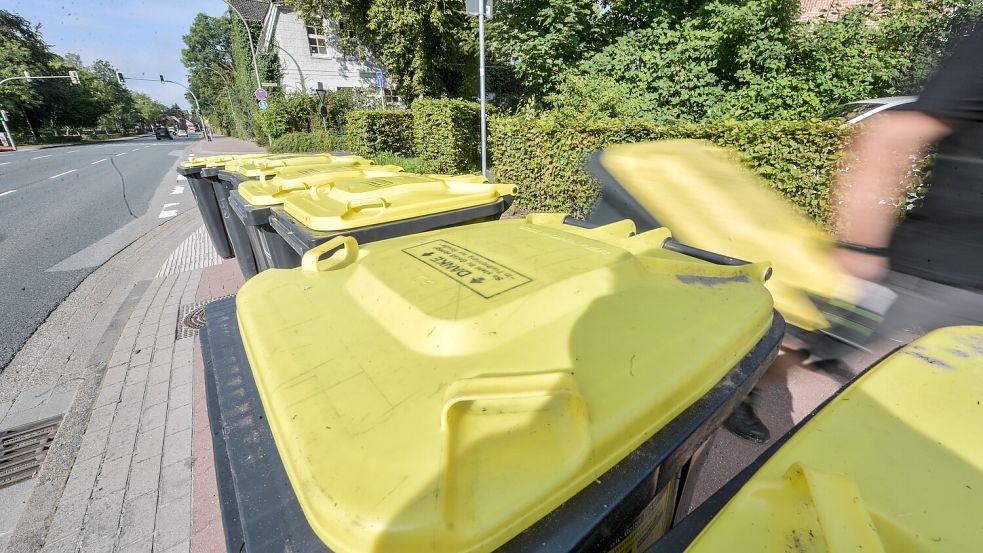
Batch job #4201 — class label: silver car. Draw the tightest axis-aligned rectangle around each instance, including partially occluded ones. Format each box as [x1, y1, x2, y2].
[823, 96, 918, 124]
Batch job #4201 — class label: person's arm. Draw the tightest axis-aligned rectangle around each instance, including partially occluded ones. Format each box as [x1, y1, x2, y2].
[831, 111, 952, 280]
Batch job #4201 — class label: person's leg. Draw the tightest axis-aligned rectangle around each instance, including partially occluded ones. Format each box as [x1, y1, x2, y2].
[723, 388, 770, 444]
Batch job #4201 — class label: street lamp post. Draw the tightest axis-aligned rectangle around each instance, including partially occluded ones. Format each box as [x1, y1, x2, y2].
[202, 66, 243, 138]
[466, 0, 492, 177]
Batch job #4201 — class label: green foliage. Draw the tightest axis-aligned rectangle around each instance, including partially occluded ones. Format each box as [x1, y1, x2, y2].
[411, 99, 480, 173]
[345, 110, 414, 157]
[489, 113, 851, 221]
[226, 12, 281, 142]
[282, 0, 476, 98]
[257, 91, 320, 138]
[371, 151, 424, 173]
[268, 131, 348, 153]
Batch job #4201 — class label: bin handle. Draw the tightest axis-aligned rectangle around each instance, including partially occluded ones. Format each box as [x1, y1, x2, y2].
[346, 197, 388, 216]
[439, 372, 590, 525]
[784, 463, 886, 553]
[301, 236, 359, 273]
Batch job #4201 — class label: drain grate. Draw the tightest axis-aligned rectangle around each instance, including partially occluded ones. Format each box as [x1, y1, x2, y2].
[0, 415, 62, 489]
[176, 295, 234, 340]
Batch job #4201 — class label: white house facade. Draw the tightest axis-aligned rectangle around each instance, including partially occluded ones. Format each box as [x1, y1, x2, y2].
[234, 0, 380, 93]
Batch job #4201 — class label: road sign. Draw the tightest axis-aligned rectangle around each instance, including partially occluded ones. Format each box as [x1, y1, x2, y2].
[319, 105, 328, 118]
[258, 100, 269, 110]
[255, 88, 268, 101]
[466, 0, 493, 18]
[375, 71, 384, 89]
[315, 87, 327, 104]
[261, 82, 278, 88]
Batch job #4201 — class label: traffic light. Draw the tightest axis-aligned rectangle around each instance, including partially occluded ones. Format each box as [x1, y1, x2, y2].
[69, 70, 80, 85]
[116, 71, 125, 84]
[159, 75, 165, 84]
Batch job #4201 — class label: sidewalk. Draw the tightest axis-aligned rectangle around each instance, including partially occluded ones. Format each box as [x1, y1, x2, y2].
[0, 137, 261, 553]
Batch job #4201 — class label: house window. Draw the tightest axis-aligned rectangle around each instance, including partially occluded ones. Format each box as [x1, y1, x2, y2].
[338, 20, 356, 41]
[307, 25, 328, 55]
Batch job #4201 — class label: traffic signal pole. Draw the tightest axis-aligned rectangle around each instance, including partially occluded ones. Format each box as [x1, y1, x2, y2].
[0, 72, 80, 150]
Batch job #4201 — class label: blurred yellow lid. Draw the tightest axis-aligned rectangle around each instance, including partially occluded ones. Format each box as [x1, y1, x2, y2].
[236, 214, 775, 553]
[596, 140, 858, 331]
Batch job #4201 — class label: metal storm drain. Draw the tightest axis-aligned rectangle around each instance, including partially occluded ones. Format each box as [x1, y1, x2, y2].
[0, 415, 62, 489]
[176, 295, 233, 340]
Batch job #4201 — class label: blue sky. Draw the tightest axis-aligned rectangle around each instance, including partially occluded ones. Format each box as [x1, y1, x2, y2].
[3, 0, 228, 109]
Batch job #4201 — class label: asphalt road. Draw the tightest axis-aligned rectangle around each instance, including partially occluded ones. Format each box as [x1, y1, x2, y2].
[0, 135, 200, 371]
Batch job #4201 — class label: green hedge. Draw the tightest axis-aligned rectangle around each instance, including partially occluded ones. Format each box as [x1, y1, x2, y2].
[345, 110, 414, 157]
[412, 99, 480, 173]
[268, 131, 348, 154]
[489, 114, 852, 222]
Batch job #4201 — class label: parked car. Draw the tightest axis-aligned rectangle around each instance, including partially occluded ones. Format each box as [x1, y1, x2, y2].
[176, 129, 188, 137]
[155, 127, 173, 140]
[823, 96, 918, 124]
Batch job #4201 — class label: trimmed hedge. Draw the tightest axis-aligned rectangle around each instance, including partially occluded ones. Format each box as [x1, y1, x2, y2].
[412, 99, 480, 173]
[268, 131, 348, 154]
[345, 110, 414, 157]
[489, 114, 852, 222]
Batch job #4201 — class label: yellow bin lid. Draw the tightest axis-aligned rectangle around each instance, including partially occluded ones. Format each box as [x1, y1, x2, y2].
[282, 173, 514, 231]
[684, 326, 983, 552]
[238, 164, 405, 207]
[236, 214, 775, 553]
[179, 154, 235, 169]
[595, 140, 859, 331]
[202, 153, 272, 169]
[230, 153, 373, 179]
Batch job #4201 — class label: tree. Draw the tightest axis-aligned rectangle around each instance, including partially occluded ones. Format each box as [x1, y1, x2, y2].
[132, 91, 167, 128]
[89, 59, 136, 133]
[0, 10, 56, 137]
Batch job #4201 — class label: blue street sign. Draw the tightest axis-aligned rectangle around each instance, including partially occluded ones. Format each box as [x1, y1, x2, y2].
[375, 71, 384, 89]
[255, 87, 268, 101]
[258, 100, 269, 110]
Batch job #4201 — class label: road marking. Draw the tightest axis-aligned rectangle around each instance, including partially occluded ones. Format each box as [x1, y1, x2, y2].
[115, 152, 126, 157]
[49, 169, 77, 179]
[32, 154, 52, 160]
[159, 202, 179, 218]
[0, 190, 16, 198]
[131, 148, 140, 152]
[171, 185, 185, 195]
[168, 150, 185, 156]
[176, 175, 187, 181]
[66, 150, 80, 153]
[91, 158, 108, 165]
[0, 162, 10, 166]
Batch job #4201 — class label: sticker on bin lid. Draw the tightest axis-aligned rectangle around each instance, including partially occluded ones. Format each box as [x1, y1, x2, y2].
[344, 174, 436, 191]
[403, 239, 532, 298]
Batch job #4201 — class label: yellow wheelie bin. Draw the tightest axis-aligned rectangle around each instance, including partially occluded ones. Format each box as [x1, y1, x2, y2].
[212, 154, 374, 278]
[200, 214, 786, 553]
[228, 164, 405, 275]
[267, 173, 516, 269]
[649, 326, 983, 552]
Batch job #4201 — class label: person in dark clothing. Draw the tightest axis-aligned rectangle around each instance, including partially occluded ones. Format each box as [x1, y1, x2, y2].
[725, 22, 983, 443]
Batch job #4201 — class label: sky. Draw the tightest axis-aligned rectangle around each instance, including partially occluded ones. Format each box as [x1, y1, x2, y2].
[2, 0, 228, 109]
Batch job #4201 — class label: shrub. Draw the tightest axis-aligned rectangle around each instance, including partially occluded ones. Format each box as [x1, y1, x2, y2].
[268, 131, 348, 154]
[372, 151, 424, 173]
[412, 99, 481, 173]
[256, 92, 320, 139]
[345, 110, 414, 157]
[489, 114, 852, 222]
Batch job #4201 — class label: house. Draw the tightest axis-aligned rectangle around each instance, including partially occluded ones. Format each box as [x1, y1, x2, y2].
[799, 0, 881, 21]
[231, 0, 380, 94]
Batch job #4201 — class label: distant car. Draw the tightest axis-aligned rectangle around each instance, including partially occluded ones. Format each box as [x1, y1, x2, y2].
[823, 96, 918, 124]
[155, 127, 173, 140]
[177, 129, 188, 137]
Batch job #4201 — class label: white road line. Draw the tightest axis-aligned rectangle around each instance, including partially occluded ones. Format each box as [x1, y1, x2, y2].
[115, 152, 126, 157]
[131, 148, 140, 152]
[66, 150, 80, 153]
[0, 162, 10, 166]
[0, 189, 16, 198]
[171, 185, 185, 195]
[91, 158, 108, 165]
[32, 154, 52, 160]
[49, 169, 77, 179]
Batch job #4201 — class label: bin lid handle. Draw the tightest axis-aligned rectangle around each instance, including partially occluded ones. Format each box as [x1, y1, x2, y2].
[785, 463, 886, 553]
[346, 197, 388, 216]
[302, 236, 359, 273]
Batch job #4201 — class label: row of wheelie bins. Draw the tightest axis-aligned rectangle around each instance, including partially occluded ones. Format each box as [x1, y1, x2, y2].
[186, 152, 783, 553]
